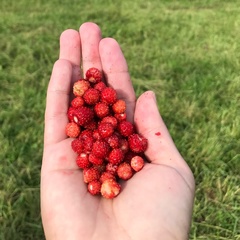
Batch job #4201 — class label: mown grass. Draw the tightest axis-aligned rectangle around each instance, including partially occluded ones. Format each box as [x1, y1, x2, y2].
[0, 0, 239, 239]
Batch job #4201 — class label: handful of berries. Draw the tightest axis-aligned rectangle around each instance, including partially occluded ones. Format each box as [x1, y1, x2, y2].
[65, 67, 148, 199]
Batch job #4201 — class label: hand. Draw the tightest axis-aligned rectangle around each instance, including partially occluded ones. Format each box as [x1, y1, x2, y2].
[41, 22, 195, 240]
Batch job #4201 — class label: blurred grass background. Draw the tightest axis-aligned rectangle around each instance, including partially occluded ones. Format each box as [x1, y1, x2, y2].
[0, 0, 239, 239]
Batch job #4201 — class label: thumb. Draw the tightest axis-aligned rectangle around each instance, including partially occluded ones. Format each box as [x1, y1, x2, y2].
[134, 91, 192, 177]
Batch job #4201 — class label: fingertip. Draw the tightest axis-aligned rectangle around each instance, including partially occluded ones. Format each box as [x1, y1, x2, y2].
[79, 22, 101, 35]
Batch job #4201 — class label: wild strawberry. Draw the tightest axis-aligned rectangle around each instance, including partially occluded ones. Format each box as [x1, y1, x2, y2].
[83, 88, 100, 105]
[131, 156, 144, 172]
[94, 163, 106, 174]
[94, 81, 106, 92]
[83, 119, 97, 130]
[119, 138, 129, 154]
[83, 167, 100, 183]
[108, 148, 124, 165]
[86, 67, 102, 84]
[128, 134, 148, 153]
[112, 99, 126, 114]
[124, 151, 137, 163]
[114, 112, 127, 122]
[117, 162, 133, 180]
[106, 133, 120, 149]
[101, 116, 118, 129]
[100, 87, 117, 105]
[79, 129, 93, 140]
[92, 140, 110, 159]
[93, 129, 101, 140]
[118, 121, 134, 137]
[98, 122, 114, 138]
[76, 153, 91, 169]
[71, 96, 84, 108]
[83, 136, 94, 154]
[65, 122, 81, 138]
[89, 153, 104, 165]
[71, 139, 84, 154]
[100, 172, 116, 183]
[73, 106, 94, 126]
[88, 180, 101, 195]
[106, 163, 118, 175]
[101, 179, 121, 199]
[73, 79, 90, 97]
[67, 107, 76, 122]
[94, 102, 110, 119]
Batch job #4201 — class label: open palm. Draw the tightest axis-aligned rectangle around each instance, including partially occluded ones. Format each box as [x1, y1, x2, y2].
[41, 22, 195, 240]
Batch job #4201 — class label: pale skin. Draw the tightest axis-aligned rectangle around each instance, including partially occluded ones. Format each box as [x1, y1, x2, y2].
[41, 22, 195, 240]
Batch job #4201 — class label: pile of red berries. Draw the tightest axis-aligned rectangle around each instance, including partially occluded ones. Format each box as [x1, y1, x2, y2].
[65, 67, 148, 199]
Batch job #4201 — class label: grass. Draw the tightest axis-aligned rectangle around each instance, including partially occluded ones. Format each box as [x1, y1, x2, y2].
[0, 0, 239, 239]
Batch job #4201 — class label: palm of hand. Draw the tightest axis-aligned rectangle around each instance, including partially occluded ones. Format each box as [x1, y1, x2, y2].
[41, 23, 195, 240]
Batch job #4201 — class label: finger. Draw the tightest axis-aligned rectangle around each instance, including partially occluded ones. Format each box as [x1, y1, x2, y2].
[59, 29, 81, 82]
[44, 59, 72, 146]
[134, 91, 193, 179]
[79, 22, 102, 76]
[99, 38, 136, 122]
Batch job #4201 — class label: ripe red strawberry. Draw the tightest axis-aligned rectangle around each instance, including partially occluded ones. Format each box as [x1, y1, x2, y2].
[101, 179, 121, 199]
[106, 133, 120, 149]
[76, 153, 91, 169]
[88, 180, 101, 195]
[71, 139, 84, 154]
[124, 151, 137, 163]
[117, 162, 133, 180]
[131, 156, 144, 172]
[67, 107, 76, 122]
[98, 122, 114, 138]
[73, 106, 94, 126]
[89, 153, 104, 165]
[92, 140, 110, 159]
[79, 129, 93, 140]
[112, 99, 126, 114]
[65, 122, 81, 138]
[100, 172, 116, 183]
[108, 148, 124, 165]
[83, 88, 100, 105]
[100, 87, 117, 105]
[83, 119, 97, 130]
[86, 67, 102, 84]
[118, 120, 134, 137]
[71, 96, 84, 108]
[94, 102, 110, 118]
[73, 79, 90, 97]
[114, 112, 127, 122]
[93, 129, 101, 140]
[101, 116, 118, 129]
[94, 81, 106, 92]
[128, 134, 148, 153]
[105, 163, 118, 175]
[83, 167, 100, 183]
[94, 163, 106, 174]
[83, 136, 94, 154]
[119, 138, 129, 154]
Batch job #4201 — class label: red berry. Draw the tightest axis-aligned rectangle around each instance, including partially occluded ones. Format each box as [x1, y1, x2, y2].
[114, 112, 127, 122]
[100, 172, 116, 183]
[98, 122, 114, 138]
[108, 148, 124, 165]
[83, 136, 94, 154]
[71, 139, 84, 154]
[106, 133, 120, 149]
[101, 179, 121, 199]
[76, 153, 91, 169]
[79, 129, 93, 140]
[83, 88, 100, 105]
[88, 180, 101, 195]
[101, 116, 118, 129]
[117, 162, 133, 180]
[128, 134, 148, 153]
[92, 140, 110, 159]
[67, 107, 75, 122]
[65, 122, 81, 138]
[71, 97, 84, 108]
[119, 138, 129, 154]
[86, 67, 102, 84]
[106, 163, 118, 175]
[131, 156, 144, 172]
[73, 106, 94, 126]
[100, 87, 117, 105]
[94, 81, 106, 92]
[83, 119, 97, 130]
[89, 153, 104, 165]
[73, 79, 90, 97]
[94, 102, 110, 118]
[83, 167, 100, 183]
[112, 99, 126, 114]
[124, 151, 137, 163]
[118, 121, 134, 137]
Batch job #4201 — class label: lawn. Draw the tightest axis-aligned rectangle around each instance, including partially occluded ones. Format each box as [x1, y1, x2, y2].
[0, 0, 239, 239]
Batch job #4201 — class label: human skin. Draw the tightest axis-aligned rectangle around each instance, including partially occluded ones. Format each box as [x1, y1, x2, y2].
[41, 22, 195, 240]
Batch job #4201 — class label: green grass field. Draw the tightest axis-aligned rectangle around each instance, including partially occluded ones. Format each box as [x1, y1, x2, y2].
[0, 0, 239, 239]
